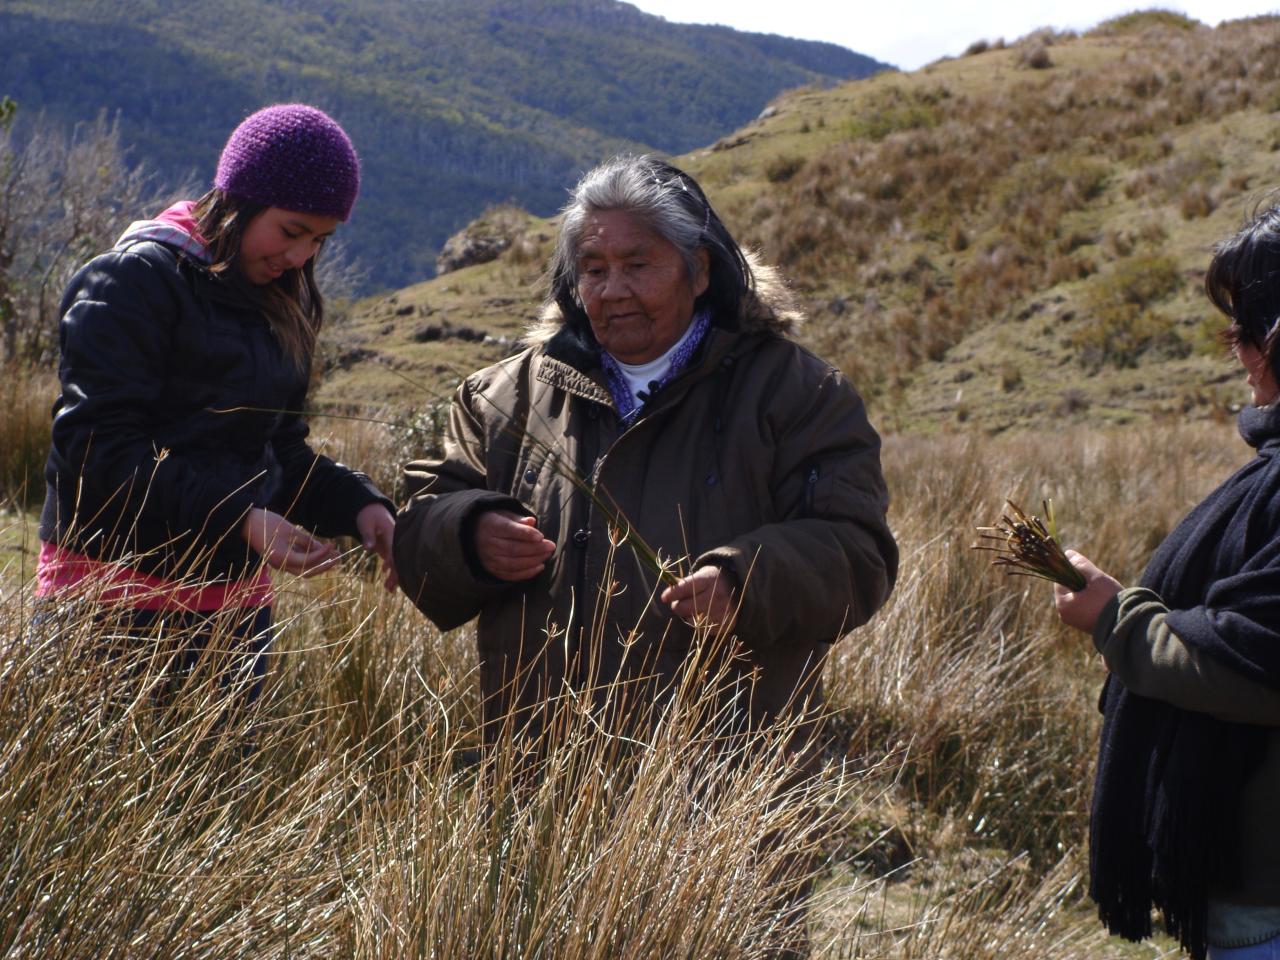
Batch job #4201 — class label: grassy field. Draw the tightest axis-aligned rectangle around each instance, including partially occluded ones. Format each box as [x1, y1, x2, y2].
[6, 11, 1271, 956]
[0, 397, 1246, 956]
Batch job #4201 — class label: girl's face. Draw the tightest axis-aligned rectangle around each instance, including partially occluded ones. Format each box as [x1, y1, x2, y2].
[237, 207, 340, 285]
[1235, 339, 1280, 406]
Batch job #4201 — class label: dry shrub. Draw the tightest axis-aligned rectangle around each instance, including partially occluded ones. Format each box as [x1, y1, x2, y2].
[1125, 68, 1167, 99]
[1089, 251, 1182, 309]
[1155, 147, 1222, 200]
[765, 154, 806, 183]
[1090, 10, 1201, 36]
[304, 402, 448, 503]
[845, 87, 945, 143]
[1055, 230, 1093, 255]
[0, 365, 56, 509]
[1227, 172, 1251, 193]
[1180, 182, 1217, 219]
[1122, 167, 1156, 200]
[955, 244, 1033, 317]
[1072, 306, 1183, 369]
[505, 231, 550, 266]
[1047, 254, 1096, 284]
[1018, 45, 1053, 70]
[1071, 252, 1187, 367]
[1137, 218, 1169, 246]
[1056, 389, 1091, 416]
[1102, 228, 1135, 259]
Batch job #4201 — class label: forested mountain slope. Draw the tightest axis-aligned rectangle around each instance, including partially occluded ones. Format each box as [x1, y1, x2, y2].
[0, 0, 887, 290]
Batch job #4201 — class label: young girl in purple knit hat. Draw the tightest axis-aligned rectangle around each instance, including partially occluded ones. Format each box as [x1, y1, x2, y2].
[36, 103, 396, 698]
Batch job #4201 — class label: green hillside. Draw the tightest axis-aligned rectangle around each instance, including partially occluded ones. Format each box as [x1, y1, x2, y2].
[319, 12, 1280, 435]
[0, 0, 888, 291]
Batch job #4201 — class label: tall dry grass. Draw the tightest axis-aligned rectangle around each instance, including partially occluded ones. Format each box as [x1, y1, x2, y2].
[814, 420, 1239, 956]
[0, 413, 1247, 957]
[0, 365, 55, 509]
[833, 421, 1243, 842]
[1, 548, 854, 958]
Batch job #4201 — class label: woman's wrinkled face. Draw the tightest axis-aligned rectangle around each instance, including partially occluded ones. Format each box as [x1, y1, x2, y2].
[576, 209, 709, 364]
[237, 207, 340, 285]
[1235, 338, 1280, 406]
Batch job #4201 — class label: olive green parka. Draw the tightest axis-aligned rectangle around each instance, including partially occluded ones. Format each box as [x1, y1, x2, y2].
[393, 264, 898, 738]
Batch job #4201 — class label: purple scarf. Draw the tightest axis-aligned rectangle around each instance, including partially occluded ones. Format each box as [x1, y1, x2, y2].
[598, 310, 711, 423]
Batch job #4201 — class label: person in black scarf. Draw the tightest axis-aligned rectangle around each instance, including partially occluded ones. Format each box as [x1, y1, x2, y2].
[1055, 205, 1280, 960]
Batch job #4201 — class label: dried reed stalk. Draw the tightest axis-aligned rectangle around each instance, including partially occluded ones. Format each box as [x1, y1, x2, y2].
[974, 499, 1087, 591]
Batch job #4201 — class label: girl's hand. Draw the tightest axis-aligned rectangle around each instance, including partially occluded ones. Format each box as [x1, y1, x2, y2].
[1053, 549, 1123, 633]
[661, 565, 737, 629]
[473, 510, 555, 581]
[355, 503, 398, 592]
[241, 507, 340, 577]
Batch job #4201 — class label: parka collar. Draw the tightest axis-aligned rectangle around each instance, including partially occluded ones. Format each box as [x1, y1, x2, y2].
[536, 354, 612, 406]
[535, 316, 753, 412]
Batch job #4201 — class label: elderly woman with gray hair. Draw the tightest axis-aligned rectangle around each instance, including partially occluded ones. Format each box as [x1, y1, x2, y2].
[394, 155, 896, 756]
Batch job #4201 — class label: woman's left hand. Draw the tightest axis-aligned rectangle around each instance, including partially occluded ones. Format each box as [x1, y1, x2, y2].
[661, 565, 737, 629]
[356, 503, 398, 592]
[1053, 549, 1123, 633]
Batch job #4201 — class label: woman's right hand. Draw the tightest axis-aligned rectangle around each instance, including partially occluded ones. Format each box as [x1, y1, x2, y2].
[241, 507, 340, 576]
[1053, 549, 1123, 633]
[474, 509, 555, 581]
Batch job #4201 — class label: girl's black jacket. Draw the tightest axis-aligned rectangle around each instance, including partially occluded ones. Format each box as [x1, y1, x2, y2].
[39, 235, 391, 583]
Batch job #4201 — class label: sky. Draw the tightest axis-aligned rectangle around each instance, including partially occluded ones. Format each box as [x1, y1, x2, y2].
[626, 1, 1278, 71]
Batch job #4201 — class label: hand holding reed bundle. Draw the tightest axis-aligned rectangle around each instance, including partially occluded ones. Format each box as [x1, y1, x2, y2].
[974, 499, 1087, 591]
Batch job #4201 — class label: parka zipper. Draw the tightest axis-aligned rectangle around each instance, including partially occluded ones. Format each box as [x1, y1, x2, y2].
[802, 465, 819, 518]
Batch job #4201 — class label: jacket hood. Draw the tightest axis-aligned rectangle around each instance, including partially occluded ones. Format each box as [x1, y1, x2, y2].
[115, 201, 212, 264]
[521, 250, 803, 350]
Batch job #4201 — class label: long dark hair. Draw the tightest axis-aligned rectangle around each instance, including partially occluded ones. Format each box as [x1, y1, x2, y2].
[192, 188, 325, 370]
[546, 155, 753, 335]
[1207, 202, 1280, 380]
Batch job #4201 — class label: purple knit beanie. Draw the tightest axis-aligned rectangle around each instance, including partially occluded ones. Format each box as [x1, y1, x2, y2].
[215, 104, 360, 221]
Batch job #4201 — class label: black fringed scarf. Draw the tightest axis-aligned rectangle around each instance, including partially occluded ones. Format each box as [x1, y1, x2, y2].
[1091, 403, 1280, 959]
